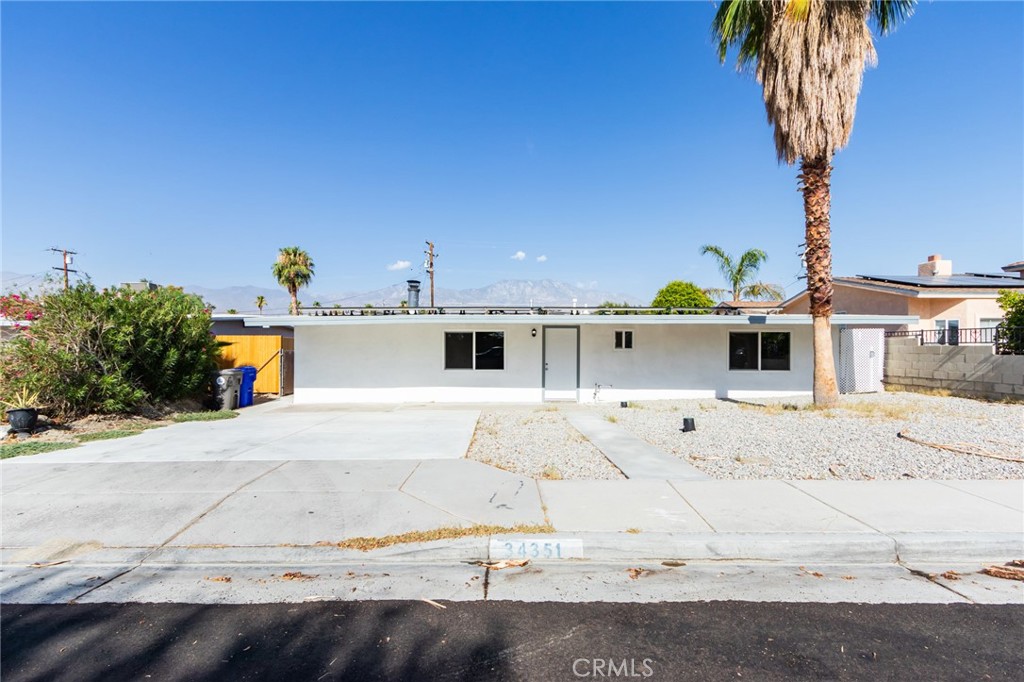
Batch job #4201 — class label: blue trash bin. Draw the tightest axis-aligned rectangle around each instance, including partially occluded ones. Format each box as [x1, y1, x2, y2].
[238, 365, 257, 408]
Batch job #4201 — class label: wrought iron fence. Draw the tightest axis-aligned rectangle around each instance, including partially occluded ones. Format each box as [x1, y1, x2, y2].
[886, 326, 1024, 355]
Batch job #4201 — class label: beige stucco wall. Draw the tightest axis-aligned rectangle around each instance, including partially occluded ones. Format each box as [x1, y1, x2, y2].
[783, 286, 910, 317]
[783, 285, 1003, 330]
[909, 298, 1004, 330]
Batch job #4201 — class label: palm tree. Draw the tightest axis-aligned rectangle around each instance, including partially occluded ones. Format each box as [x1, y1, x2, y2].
[712, 0, 914, 407]
[255, 295, 266, 315]
[700, 244, 784, 302]
[272, 247, 315, 315]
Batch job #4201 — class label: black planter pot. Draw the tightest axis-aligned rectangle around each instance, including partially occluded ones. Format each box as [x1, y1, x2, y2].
[7, 408, 39, 433]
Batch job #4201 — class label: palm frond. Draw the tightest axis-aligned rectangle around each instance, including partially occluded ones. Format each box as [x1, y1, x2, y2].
[740, 281, 786, 301]
[702, 287, 730, 303]
[736, 248, 769, 281]
[712, 0, 768, 69]
[700, 244, 735, 285]
[871, 0, 916, 35]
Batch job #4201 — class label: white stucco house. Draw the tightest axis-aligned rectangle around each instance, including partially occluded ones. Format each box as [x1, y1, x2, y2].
[243, 305, 916, 404]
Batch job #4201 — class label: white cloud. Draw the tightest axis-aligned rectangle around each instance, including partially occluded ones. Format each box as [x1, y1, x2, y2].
[511, 251, 526, 261]
[386, 260, 411, 271]
[536, 255, 548, 263]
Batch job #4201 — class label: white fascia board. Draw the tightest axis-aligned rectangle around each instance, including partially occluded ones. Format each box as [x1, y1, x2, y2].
[244, 313, 919, 328]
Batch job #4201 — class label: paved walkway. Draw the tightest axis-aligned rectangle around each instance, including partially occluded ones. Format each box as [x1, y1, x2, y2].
[565, 413, 709, 479]
[2, 402, 1021, 604]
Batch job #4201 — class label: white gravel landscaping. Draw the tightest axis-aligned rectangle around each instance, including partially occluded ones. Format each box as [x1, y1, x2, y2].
[466, 407, 625, 480]
[592, 392, 1024, 480]
[466, 393, 1022, 481]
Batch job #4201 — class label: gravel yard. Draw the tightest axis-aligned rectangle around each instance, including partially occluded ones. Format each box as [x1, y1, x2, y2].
[466, 407, 625, 480]
[593, 392, 1023, 480]
[466, 393, 1022, 481]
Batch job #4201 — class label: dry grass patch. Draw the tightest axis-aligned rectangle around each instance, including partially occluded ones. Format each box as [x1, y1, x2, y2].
[323, 523, 556, 552]
[836, 402, 919, 421]
[540, 465, 563, 480]
[605, 414, 618, 424]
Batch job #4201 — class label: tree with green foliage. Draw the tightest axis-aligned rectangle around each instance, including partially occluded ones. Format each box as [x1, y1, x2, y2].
[272, 246, 315, 315]
[255, 295, 266, 314]
[595, 300, 634, 315]
[0, 283, 220, 418]
[700, 244, 784, 302]
[997, 290, 1024, 353]
[651, 281, 714, 313]
[712, 0, 915, 407]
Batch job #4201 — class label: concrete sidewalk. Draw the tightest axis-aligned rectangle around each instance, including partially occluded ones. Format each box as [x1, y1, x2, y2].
[2, 405, 1021, 604]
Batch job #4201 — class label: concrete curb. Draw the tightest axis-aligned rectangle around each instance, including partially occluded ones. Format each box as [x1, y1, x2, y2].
[892, 532, 1024, 563]
[7, 531, 1016, 569]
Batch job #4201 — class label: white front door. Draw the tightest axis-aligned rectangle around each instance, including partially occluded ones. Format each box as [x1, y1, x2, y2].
[543, 327, 579, 401]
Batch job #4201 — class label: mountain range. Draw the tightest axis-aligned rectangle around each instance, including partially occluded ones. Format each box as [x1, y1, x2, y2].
[185, 279, 643, 314]
[1, 272, 642, 314]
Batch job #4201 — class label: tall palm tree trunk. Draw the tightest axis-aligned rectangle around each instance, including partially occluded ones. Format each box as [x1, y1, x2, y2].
[799, 155, 839, 407]
[289, 288, 299, 316]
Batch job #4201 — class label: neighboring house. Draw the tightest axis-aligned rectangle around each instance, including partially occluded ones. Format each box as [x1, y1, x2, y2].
[781, 255, 1023, 333]
[244, 303, 915, 404]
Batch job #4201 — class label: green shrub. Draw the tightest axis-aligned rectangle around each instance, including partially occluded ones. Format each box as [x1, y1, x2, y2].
[650, 281, 714, 312]
[997, 290, 1024, 353]
[0, 283, 220, 418]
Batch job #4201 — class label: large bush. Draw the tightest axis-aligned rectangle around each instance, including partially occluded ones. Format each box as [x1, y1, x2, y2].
[997, 289, 1024, 353]
[0, 284, 220, 418]
[650, 281, 714, 312]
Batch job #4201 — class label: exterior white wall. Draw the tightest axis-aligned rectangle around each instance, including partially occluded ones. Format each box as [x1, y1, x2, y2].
[577, 324, 814, 403]
[294, 323, 543, 404]
[295, 321, 817, 404]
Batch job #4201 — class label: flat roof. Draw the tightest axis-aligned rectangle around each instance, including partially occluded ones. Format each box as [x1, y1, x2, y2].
[245, 312, 919, 328]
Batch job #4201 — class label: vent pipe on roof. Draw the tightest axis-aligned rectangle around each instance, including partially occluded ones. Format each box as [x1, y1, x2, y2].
[407, 280, 421, 308]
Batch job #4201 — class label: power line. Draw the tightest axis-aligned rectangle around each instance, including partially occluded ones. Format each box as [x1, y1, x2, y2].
[424, 241, 437, 307]
[49, 247, 78, 290]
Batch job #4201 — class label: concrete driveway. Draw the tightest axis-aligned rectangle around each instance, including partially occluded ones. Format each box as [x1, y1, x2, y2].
[12, 403, 480, 463]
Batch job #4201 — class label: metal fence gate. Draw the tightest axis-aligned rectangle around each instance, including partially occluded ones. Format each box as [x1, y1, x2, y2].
[838, 328, 884, 394]
[279, 349, 294, 396]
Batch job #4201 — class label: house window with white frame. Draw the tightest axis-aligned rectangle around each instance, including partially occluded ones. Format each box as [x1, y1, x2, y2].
[728, 331, 790, 371]
[934, 319, 959, 345]
[614, 330, 633, 350]
[444, 331, 504, 370]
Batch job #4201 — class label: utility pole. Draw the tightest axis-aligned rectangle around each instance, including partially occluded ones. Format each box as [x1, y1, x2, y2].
[50, 248, 78, 290]
[424, 241, 437, 307]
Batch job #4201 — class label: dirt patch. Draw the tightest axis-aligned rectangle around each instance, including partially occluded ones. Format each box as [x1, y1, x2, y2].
[320, 523, 555, 552]
[3, 398, 225, 447]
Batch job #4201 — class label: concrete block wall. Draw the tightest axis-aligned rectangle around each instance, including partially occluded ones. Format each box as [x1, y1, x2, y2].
[884, 336, 1024, 400]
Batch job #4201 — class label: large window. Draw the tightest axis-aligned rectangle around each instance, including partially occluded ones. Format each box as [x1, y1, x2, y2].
[729, 331, 790, 371]
[445, 331, 504, 370]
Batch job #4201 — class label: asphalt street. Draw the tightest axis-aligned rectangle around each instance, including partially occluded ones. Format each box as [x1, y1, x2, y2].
[3, 601, 1021, 681]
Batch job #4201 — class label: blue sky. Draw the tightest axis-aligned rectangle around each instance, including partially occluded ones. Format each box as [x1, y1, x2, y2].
[2, 1, 1022, 303]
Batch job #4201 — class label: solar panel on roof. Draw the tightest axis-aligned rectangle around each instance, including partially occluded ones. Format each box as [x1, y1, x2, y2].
[856, 275, 1024, 288]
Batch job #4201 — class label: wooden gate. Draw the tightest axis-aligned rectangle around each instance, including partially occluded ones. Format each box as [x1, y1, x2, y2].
[216, 335, 295, 395]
